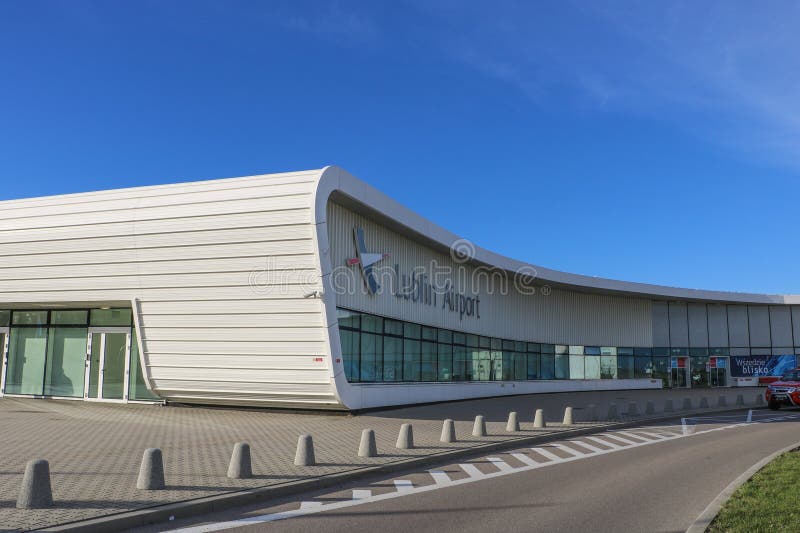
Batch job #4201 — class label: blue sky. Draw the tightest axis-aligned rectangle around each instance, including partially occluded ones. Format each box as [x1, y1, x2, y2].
[2, 1, 799, 294]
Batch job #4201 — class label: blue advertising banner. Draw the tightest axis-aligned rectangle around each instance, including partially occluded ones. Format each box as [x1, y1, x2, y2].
[729, 355, 797, 378]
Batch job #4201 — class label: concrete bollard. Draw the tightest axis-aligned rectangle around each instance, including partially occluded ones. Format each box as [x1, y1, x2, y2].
[506, 411, 520, 432]
[664, 399, 674, 413]
[607, 403, 618, 420]
[358, 429, 378, 458]
[294, 435, 316, 466]
[627, 402, 640, 416]
[227, 442, 252, 479]
[718, 396, 727, 407]
[755, 394, 764, 405]
[562, 406, 573, 425]
[645, 400, 655, 415]
[533, 409, 546, 428]
[472, 415, 487, 437]
[700, 397, 710, 408]
[396, 423, 414, 449]
[441, 419, 456, 443]
[16, 459, 53, 509]
[736, 394, 745, 406]
[683, 398, 692, 410]
[137, 448, 165, 490]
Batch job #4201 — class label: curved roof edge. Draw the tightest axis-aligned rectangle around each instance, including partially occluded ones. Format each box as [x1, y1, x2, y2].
[317, 166, 800, 305]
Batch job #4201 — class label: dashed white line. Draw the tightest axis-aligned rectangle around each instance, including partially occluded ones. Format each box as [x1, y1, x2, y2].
[510, 452, 540, 466]
[531, 446, 566, 463]
[570, 439, 606, 453]
[486, 457, 514, 472]
[459, 463, 484, 478]
[428, 470, 452, 485]
[394, 479, 413, 492]
[352, 489, 372, 500]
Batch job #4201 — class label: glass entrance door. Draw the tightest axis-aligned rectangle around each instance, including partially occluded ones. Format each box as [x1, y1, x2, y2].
[85, 328, 131, 401]
[708, 357, 728, 387]
[670, 357, 689, 388]
[0, 328, 8, 396]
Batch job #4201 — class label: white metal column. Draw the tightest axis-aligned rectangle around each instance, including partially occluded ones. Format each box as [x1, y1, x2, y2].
[0, 327, 9, 397]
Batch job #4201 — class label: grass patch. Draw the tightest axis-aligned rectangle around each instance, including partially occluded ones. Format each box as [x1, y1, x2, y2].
[709, 450, 800, 532]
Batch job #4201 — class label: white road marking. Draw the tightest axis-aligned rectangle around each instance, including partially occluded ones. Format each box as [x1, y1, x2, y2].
[393, 479, 413, 492]
[550, 443, 587, 457]
[602, 433, 639, 446]
[166, 414, 797, 533]
[299, 501, 321, 510]
[530, 447, 567, 463]
[616, 431, 654, 442]
[352, 489, 371, 500]
[459, 463, 484, 478]
[510, 452, 540, 466]
[570, 437, 614, 453]
[429, 470, 452, 485]
[580, 436, 618, 450]
[486, 457, 514, 472]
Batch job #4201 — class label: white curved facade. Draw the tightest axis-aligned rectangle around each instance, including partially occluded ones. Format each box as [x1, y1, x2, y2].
[1, 166, 799, 410]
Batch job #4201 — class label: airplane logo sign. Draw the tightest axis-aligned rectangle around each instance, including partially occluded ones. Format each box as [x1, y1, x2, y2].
[348, 227, 389, 294]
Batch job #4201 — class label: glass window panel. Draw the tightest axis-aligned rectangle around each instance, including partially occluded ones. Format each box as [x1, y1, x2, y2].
[584, 356, 601, 379]
[438, 330, 452, 344]
[490, 349, 503, 380]
[477, 336, 490, 348]
[384, 319, 403, 336]
[403, 339, 421, 381]
[584, 346, 601, 355]
[652, 356, 669, 386]
[453, 332, 466, 345]
[617, 355, 635, 379]
[452, 345, 467, 381]
[600, 347, 617, 356]
[44, 327, 87, 397]
[90, 309, 132, 326]
[88, 333, 101, 397]
[404, 323, 421, 339]
[421, 341, 437, 381]
[382, 336, 403, 382]
[0, 310, 10, 326]
[475, 348, 491, 381]
[437, 344, 452, 381]
[569, 355, 585, 379]
[671, 347, 688, 357]
[554, 353, 569, 379]
[541, 354, 556, 379]
[129, 329, 159, 400]
[527, 343, 541, 352]
[689, 348, 709, 356]
[502, 351, 515, 381]
[514, 353, 526, 380]
[652, 347, 669, 356]
[555, 345, 568, 355]
[690, 356, 709, 387]
[422, 327, 437, 341]
[5, 327, 48, 394]
[515, 341, 526, 352]
[101, 333, 128, 399]
[569, 345, 584, 356]
[634, 356, 653, 379]
[340, 329, 360, 382]
[617, 347, 634, 356]
[502, 340, 515, 351]
[12, 311, 48, 326]
[337, 309, 360, 329]
[527, 353, 540, 379]
[491, 338, 502, 350]
[50, 311, 88, 325]
[600, 355, 617, 379]
[359, 332, 382, 382]
[541, 344, 555, 355]
[709, 347, 729, 356]
[361, 314, 383, 334]
[634, 347, 653, 356]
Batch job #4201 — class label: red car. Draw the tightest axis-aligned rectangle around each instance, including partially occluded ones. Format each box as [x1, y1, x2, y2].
[765, 369, 800, 410]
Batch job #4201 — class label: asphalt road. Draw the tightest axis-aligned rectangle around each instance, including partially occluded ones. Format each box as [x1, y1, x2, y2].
[145, 409, 800, 533]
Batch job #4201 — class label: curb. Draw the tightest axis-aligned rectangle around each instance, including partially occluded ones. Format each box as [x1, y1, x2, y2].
[685, 439, 800, 533]
[38, 405, 758, 533]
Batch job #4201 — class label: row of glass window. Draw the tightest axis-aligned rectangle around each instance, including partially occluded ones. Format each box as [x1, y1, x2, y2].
[0, 309, 158, 401]
[338, 309, 674, 383]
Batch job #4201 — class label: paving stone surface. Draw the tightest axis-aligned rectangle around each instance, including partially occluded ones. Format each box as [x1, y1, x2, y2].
[0, 388, 758, 531]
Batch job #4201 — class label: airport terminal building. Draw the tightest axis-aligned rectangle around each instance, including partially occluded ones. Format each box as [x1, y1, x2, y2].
[1, 166, 799, 410]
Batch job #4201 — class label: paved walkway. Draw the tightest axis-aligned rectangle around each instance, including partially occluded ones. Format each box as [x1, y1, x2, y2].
[0, 388, 763, 532]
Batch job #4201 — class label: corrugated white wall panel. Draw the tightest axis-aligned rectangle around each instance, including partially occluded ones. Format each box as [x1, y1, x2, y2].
[327, 201, 653, 346]
[0, 169, 339, 408]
